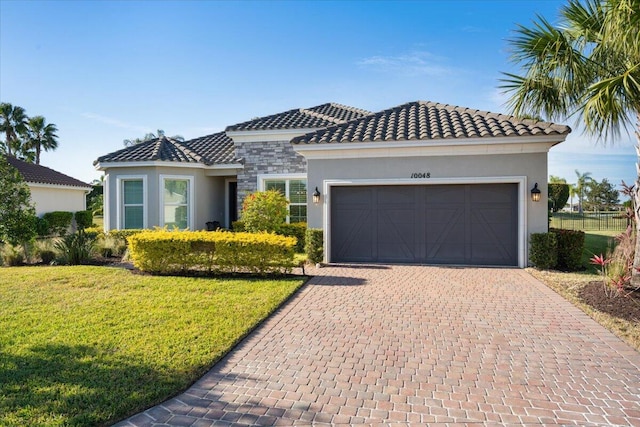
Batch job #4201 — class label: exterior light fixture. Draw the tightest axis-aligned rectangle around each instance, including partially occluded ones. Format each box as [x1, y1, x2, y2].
[312, 187, 321, 204]
[531, 183, 541, 202]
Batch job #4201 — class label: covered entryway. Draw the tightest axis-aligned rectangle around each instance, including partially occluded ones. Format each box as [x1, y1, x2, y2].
[330, 183, 518, 266]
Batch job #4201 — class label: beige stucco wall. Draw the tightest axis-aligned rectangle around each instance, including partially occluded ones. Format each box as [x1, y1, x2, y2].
[304, 152, 549, 265]
[29, 185, 89, 217]
[103, 166, 228, 231]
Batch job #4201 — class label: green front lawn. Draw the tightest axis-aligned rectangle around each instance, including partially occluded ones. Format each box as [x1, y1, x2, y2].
[0, 266, 305, 426]
[582, 230, 619, 272]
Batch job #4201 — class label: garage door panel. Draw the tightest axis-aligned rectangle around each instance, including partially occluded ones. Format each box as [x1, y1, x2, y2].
[331, 184, 518, 266]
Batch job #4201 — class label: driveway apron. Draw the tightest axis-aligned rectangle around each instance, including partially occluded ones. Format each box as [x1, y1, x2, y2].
[115, 266, 640, 426]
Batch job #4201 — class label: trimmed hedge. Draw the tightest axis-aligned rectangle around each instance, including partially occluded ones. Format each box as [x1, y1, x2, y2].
[35, 217, 50, 237]
[74, 210, 93, 230]
[279, 222, 307, 252]
[233, 221, 306, 252]
[305, 228, 323, 264]
[42, 211, 73, 236]
[551, 228, 585, 271]
[529, 232, 557, 269]
[128, 230, 297, 275]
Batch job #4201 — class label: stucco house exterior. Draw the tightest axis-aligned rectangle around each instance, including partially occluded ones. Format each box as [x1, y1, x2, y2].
[94, 101, 570, 267]
[7, 156, 92, 216]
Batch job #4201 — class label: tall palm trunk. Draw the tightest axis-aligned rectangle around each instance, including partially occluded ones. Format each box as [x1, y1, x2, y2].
[634, 113, 640, 286]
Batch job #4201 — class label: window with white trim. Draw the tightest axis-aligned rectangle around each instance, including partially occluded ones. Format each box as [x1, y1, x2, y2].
[122, 179, 144, 229]
[264, 178, 307, 223]
[161, 176, 193, 229]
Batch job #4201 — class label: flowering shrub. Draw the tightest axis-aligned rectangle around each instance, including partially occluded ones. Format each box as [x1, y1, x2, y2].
[241, 190, 288, 233]
[591, 226, 636, 298]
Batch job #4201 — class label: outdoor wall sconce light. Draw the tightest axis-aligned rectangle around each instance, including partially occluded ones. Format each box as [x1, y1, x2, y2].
[312, 187, 321, 204]
[531, 183, 541, 202]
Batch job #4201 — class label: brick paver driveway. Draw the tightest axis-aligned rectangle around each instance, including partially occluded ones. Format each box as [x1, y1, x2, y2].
[116, 266, 640, 426]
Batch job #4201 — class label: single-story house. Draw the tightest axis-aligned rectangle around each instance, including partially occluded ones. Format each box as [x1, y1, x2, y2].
[6, 155, 92, 216]
[94, 101, 570, 267]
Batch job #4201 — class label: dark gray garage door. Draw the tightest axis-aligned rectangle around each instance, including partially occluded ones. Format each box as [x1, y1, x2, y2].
[330, 184, 518, 266]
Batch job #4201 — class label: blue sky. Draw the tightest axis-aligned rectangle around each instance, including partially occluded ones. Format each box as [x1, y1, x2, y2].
[1, 0, 636, 191]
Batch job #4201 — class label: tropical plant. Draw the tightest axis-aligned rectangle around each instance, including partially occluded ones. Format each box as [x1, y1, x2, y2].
[123, 129, 184, 147]
[575, 170, 593, 213]
[23, 115, 59, 165]
[54, 230, 96, 265]
[549, 175, 567, 184]
[0, 102, 28, 157]
[501, 0, 640, 279]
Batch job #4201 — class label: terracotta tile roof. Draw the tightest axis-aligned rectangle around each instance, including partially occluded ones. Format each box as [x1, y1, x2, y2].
[94, 133, 239, 166]
[226, 103, 372, 132]
[6, 156, 90, 188]
[291, 101, 571, 145]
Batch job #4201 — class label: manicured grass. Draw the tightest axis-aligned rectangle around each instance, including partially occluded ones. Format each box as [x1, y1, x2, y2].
[550, 211, 628, 231]
[582, 230, 619, 272]
[0, 266, 305, 426]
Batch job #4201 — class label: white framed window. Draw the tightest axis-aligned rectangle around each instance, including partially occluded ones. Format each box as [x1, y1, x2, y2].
[160, 175, 195, 229]
[258, 173, 307, 223]
[116, 175, 147, 230]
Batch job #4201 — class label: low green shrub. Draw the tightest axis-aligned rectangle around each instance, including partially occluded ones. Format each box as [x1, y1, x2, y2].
[129, 230, 297, 275]
[43, 211, 73, 236]
[108, 229, 144, 245]
[74, 210, 93, 230]
[231, 221, 245, 231]
[529, 232, 557, 269]
[38, 250, 56, 264]
[305, 228, 323, 264]
[35, 217, 50, 237]
[279, 222, 306, 252]
[551, 228, 585, 271]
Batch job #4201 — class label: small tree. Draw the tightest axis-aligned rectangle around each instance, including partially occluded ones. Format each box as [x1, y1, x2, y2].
[585, 178, 620, 211]
[548, 183, 570, 212]
[0, 156, 37, 255]
[241, 190, 289, 233]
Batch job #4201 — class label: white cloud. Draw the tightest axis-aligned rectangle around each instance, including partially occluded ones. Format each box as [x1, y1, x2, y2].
[357, 51, 458, 77]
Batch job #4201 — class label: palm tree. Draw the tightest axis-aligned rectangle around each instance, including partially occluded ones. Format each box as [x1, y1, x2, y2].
[501, 0, 640, 277]
[123, 129, 184, 147]
[0, 102, 28, 157]
[575, 170, 593, 213]
[24, 116, 59, 164]
[568, 183, 580, 212]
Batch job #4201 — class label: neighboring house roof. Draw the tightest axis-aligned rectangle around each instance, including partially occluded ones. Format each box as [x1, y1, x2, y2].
[93, 133, 240, 166]
[291, 101, 572, 145]
[225, 102, 372, 132]
[6, 155, 91, 188]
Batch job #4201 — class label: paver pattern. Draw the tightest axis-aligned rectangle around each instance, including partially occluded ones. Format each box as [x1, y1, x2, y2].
[115, 266, 640, 426]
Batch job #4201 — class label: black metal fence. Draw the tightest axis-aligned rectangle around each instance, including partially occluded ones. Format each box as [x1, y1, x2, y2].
[550, 212, 630, 231]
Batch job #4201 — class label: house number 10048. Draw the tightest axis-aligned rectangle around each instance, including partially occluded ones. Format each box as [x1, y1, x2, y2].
[410, 172, 431, 178]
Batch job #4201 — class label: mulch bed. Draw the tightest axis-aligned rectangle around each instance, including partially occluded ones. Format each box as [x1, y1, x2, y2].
[580, 281, 640, 322]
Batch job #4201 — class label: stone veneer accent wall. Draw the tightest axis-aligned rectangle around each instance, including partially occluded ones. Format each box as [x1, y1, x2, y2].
[235, 139, 307, 214]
